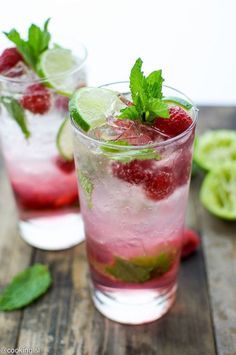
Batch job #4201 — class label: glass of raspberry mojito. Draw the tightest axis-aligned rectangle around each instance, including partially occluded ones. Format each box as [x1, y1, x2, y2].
[0, 20, 87, 250]
[70, 59, 198, 324]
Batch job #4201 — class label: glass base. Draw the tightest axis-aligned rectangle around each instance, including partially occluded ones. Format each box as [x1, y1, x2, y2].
[19, 212, 85, 250]
[92, 283, 177, 325]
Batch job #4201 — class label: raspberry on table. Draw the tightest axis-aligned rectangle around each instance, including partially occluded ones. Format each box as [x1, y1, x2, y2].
[0, 47, 23, 74]
[181, 229, 200, 258]
[20, 83, 51, 114]
[154, 106, 192, 137]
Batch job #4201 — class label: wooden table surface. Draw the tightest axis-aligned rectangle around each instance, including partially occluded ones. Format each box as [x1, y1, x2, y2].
[0, 107, 235, 355]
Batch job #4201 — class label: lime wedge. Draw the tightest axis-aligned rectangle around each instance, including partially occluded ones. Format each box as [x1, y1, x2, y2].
[38, 48, 79, 96]
[200, 163, 236, 220]
[194, 130, 236, 171]
[162, 96, 193, 110]
[69, 87, 121, 132]
[56, 117, 74, 161]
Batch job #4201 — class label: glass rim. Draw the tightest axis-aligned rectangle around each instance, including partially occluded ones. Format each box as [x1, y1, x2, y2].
[70, 82, 198, 150]
[0, 42, 88, 85]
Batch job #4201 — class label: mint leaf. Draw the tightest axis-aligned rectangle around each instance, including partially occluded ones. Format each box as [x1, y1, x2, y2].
[4, 19, 51, 71]
[106, 251, 174, 283]
[102, 146, 160, 163]
[0, 96, 30, 138]
[0, 264, 52, 311]
[106, 257, 153, 283]
[147, 98, 169, 119]
[146, 70, 164, 99]
[78, 170, 94, 209]
[118, 58, 169, 123]
[129, 58, 148, 110]
[100, 141, 160, 162]
[119, 106, 140, 120]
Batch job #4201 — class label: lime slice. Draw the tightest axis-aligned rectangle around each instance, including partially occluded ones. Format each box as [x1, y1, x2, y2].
[38, 48, 79, 96]
[162, 96, 193, 110]
[194, 130, 236, 171]
[69, 87, 121, 132]
[56, 117, 74, 160]
[200, 163, 236, 220]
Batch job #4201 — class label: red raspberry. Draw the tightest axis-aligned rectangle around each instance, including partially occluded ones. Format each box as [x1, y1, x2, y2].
[112, 160, 153, 185]
[55, 156, 75, 174]
[0, 47, 23, 74]
[154, 106, 192, 137]
[20, 84, 51, 114]
[143, 167, 175, 201]
[181, 229, 200, 258]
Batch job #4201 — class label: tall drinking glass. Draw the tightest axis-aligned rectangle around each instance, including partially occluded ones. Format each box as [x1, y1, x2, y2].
[71, 82, 198, 324]
[0, 43, 87, 250]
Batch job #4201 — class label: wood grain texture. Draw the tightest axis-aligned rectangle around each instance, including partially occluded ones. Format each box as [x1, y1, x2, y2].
[0, 163, 32, 347]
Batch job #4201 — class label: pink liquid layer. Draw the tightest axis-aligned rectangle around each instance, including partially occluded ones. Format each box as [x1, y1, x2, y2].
[6, 156, 78, 212]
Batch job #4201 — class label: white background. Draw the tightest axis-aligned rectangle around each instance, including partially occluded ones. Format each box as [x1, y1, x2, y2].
[1, 0, 235, 105]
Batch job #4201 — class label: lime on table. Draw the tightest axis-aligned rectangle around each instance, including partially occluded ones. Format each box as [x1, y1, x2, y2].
[194, 130, 236, 171]
[38, 48, 79, 96]
[69, 87, 122, 132]
[200, 163, 236, 220]
[56, 117, 74, 161]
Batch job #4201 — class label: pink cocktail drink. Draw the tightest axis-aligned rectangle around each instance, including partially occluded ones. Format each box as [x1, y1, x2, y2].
[70, 63, 197, 324]
[0, 20, 87, 249]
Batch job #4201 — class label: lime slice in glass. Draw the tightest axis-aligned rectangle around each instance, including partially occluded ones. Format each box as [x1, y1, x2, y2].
[69, 87, 122, 132]
[56, 117, 74, 161]
[194, 130, 236, 171]
[38, 48, 79, 96]
[200, 163, 236, 220]
[162, 96, 193, 110]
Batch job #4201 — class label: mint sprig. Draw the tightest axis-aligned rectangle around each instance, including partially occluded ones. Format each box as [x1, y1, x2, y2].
[119, 58, 169, 123]
[0, 264, 52, 311]
[0, 96, 30, 139]
[4, 19, 51, 72]
[101, 141, 160, 163]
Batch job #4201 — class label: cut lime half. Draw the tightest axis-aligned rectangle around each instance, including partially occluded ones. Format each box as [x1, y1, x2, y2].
[38, 48, 79, 96]
[56, 117, 74, 161]
[194, 130, 236, 171]
[200, 163, 236, 220]
[69, 87, 123, 132]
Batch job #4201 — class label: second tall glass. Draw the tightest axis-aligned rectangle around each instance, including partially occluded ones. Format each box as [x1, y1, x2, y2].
[0, 43, 87, 250]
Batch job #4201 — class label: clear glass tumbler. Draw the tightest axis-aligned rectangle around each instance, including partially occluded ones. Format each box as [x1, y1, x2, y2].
[0, 43, 87, 250]
[71, 82, 198, 324]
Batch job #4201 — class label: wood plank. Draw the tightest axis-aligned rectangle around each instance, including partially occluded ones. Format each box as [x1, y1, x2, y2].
[193, 107, 236, 355]
[0, 162, 33, 347]
[16, 186, 216, 355]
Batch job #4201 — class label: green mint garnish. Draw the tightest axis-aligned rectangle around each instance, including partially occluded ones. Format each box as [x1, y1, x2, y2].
[106, 257, 153, 283]
[4, 18, 51, 72]
[0, 264, 52, 311]
[78, 170, 94, 209]
[106, 251, 174, 283]
[101, 141, 160, 163]
[0, 96, 30, 139]
[118, 58, 169, 123]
